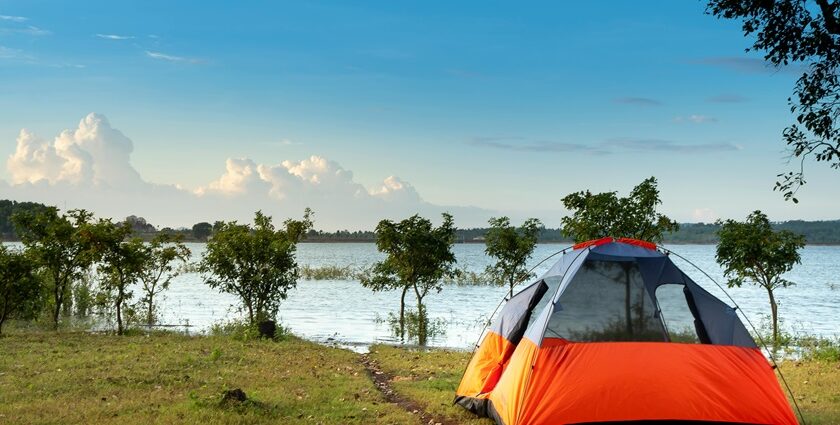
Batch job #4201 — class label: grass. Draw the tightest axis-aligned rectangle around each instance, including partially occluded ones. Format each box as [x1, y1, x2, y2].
[1, 330, 838, 424]
[367, 344, 492, 424]
[0, 331, 416, 425]
[779, 359, 840, 424]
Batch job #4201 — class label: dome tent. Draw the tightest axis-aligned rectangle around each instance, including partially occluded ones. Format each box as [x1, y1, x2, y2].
[455, 237, 798, 425]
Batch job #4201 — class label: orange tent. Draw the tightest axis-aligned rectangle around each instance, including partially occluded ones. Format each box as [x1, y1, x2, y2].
[455, 237, 798, 425]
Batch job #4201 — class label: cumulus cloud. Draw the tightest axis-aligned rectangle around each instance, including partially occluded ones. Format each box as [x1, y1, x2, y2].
[7, 113, 141, 187]
[2, 113, 490, 229]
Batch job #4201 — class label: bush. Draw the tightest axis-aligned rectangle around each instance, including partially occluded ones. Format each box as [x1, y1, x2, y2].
[209, 319, 287, 342]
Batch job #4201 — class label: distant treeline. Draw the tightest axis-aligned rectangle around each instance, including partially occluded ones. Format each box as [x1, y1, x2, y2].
[3, 199, 840, 244]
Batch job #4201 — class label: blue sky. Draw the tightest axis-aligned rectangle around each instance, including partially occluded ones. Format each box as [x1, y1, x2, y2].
[0, 1, 837, 229]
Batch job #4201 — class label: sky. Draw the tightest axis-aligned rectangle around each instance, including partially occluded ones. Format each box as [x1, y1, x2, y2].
[1, 1, 838, 230]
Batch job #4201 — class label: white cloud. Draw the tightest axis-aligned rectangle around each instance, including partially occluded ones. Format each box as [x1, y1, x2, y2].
[7, 113, 142, 188]
[96, 33, 133, 40]
[0, 15, 27, 22]
[691, 208, 718, 223]
[674, 114, 718, 124]
[2, 113, 492, 230]
[145, 51, 203, 64]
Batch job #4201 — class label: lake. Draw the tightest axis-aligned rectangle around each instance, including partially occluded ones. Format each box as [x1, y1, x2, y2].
[160, 243, 840, 349]
[6, 242, 840, 349]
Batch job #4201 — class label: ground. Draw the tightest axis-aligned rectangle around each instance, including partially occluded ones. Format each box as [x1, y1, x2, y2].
[1, 332, 837, 424]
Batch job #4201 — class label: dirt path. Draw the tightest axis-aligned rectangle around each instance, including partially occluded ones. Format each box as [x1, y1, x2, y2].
[359, 353, 458, 425]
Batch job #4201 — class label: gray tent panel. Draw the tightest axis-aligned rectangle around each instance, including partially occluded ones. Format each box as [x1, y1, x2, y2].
[489, 280, 548, 344]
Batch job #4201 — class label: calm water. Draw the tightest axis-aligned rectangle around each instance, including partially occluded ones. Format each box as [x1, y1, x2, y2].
[6, 242, 840, 349]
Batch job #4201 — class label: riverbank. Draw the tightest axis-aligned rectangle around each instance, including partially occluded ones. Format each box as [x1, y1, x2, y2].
[1, 332, 838, 424]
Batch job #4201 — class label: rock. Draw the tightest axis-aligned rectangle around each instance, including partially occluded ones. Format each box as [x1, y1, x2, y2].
[258, 320, 276, 339]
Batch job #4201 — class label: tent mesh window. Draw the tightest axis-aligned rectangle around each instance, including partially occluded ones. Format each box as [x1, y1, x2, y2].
[655, 284, 702, 343]
[545, 260, 667, 342]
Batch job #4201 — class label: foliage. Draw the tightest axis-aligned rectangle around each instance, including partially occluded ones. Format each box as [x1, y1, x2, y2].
[209, 318, 287, 342]
[135, 234, 191, 326]
[192, 222, 213, 241]
[0, 246, 42, 335]
[716, 210, 806, 345]
[706, 0, 840, 202]
[0, 199, 51, 239]
[484, 217, 542, 297]
[12, 207, 98, 328]
[91, 220, 144, 335]
[560, 177, 678, 243]
[200, 209, 313, 325]
[361, 213, 457, 344]
[299, 264, 360, 280]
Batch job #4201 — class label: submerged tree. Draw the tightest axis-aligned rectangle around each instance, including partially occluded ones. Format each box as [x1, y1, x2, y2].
[137, 234, 191, 326]
[706, 0, 840, 201]
[93, 220, 143, 335]
[716, 210, 805, 345]
[484, 217, 543, 298]
[0, 246, 42, 335]
[362, 213, 457, 344]
[200, 209, 313, 326]
[560, 177, 678, 243]
[12, 208, 97, 329]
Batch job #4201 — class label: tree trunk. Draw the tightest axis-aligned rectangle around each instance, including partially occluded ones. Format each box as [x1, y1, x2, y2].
[399, 285, 409, 340]
[509, 279, 514, 299]
[52, 274, 63, 330]
[413, 284, 426, 345]
[146, 293, 155, 326]
[767, 287, 779, 346]
[116, 288, 124, 336]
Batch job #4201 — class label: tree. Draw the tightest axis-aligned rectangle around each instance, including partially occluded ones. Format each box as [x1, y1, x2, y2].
[561, 177, 678, 337]
[560, 177, 679, 243]
[0, 246, 42, 335]
[92, 220, 142, 335]
[361, 213, 457, 344]
[137, 234, 191, 326]
[716, 210, 805, 345]
[484, 217, 543, 298]
[12, 208, 97, 329]
[192, 222, 213, 241]
[706, 0, 840, 202]
[200, 209, 313, 325]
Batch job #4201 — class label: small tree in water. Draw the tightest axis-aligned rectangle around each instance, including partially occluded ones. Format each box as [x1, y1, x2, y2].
[484, 217, 542, 298]
[716, 210, 805, 346]
[200, 209, 313, 326]
[560, 177, 678, 243]
[92, 220, 144, 335]
[362, 213, 457, 344]
[136, 234, 191, 326]
[12, 208, 98, 329]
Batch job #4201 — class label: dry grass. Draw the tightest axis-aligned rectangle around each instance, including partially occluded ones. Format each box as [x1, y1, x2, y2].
[779, 359, 840, 424]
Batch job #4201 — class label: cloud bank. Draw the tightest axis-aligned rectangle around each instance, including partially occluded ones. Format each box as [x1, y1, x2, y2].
[1, 113, 491, 229]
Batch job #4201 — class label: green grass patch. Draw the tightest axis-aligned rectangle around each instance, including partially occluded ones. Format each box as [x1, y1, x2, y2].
[0, 332, 416, 424]
[368, 344, 492, 424]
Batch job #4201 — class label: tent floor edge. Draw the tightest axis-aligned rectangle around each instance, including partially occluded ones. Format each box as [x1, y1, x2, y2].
[454, 395, 489, 417]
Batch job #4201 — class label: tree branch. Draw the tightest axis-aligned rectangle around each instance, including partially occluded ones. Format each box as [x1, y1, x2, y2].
[816, 0, 840, 35]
